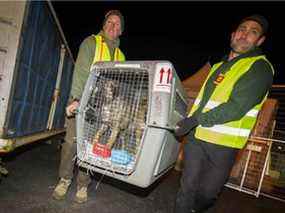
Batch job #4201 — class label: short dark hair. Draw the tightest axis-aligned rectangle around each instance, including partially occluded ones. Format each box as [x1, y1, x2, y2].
[239, 14, 269, 35]
[103, 10, 124, 32]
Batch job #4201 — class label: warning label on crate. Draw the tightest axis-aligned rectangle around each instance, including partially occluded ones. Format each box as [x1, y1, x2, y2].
[153, 64, 173, 93]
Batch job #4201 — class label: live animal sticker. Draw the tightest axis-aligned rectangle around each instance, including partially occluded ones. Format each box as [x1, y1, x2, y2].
[153, 64, 173, 93]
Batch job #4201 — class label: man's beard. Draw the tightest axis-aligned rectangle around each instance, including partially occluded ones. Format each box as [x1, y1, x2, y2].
[230, 40, 255, 54]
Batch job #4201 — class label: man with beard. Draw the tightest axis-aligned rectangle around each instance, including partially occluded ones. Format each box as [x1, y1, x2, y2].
[174, 15, 274, 213]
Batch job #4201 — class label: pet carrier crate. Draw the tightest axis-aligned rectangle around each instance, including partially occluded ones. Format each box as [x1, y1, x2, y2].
[76, 61, 188, 187]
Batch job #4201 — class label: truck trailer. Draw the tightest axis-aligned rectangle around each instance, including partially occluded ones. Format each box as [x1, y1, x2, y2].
[0, 0, 74, 154]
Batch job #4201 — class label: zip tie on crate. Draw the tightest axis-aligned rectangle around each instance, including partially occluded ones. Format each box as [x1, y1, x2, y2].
[87, 166, 94, 176]
[77, 158, 96, 178]
[110, 163, 117, 177]
[95, 168, 108, 190]
[75, 151, 113, 191]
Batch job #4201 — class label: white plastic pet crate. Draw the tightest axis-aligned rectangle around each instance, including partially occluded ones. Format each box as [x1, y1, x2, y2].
[76, 61, 188, 187]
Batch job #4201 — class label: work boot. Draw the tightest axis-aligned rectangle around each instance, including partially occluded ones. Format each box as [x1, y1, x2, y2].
[52, 178, 72, 200]
[74, 186, 88, 203]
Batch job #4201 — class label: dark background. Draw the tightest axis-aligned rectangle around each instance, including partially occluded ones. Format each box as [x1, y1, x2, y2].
[51, 1, 284, 83]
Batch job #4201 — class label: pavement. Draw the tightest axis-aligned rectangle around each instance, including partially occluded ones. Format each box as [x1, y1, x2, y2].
[0, 139, 285, 213]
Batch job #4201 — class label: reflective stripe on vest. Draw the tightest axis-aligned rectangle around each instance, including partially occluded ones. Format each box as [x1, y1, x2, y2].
[201, 125, 251, 137]
[92, 35, 125, 65]
[189, 55, 274, 149]
[194, 99, 259, 117]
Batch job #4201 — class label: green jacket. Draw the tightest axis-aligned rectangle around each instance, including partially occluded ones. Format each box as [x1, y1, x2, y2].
[193, 48, 274, 142]
[70, 32, 124, 100]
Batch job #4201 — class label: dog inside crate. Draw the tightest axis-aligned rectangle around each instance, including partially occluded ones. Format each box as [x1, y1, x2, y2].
[82, 70, 148, 167]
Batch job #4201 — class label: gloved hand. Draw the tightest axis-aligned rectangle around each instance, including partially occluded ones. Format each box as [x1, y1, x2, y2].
[174, 116, 199, 137]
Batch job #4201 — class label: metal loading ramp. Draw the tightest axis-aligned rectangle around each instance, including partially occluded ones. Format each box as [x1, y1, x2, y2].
[76, 61, 188, 187]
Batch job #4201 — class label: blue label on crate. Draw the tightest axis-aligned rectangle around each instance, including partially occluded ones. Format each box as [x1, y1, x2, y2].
[111, 150, 133, 165]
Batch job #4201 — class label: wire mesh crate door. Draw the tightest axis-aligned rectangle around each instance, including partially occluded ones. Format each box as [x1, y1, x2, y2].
[78, 67, 149, 175]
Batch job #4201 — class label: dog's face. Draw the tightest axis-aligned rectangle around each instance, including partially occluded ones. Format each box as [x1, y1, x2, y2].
[104, 80, 116, 102]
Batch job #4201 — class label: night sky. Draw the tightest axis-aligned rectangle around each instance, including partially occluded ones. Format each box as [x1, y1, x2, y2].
[51, 1, 285, 83]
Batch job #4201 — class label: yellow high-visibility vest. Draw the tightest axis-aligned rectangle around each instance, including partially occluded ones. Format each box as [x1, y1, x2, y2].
[92, 35, 125, 65]
[189, 56, 274, 149]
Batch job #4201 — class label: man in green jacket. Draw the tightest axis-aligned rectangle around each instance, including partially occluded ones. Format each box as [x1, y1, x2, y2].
[174, 15, 274, 213]
[52, 10, 125, 203]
